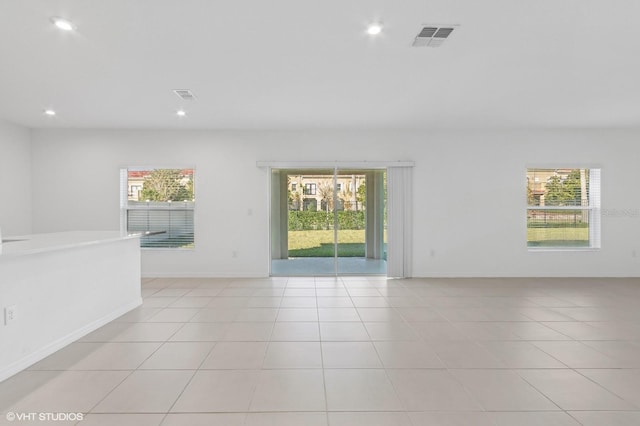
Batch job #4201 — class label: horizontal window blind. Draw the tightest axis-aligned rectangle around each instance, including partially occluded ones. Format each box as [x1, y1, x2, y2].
[120, 168, 195, 249]
[527, 168, 600, 249]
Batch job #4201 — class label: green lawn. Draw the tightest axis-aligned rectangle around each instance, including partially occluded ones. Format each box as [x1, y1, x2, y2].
[289, 228, 589, 254]
[527, 227, 589, 247]
[288, 230, 367, 257]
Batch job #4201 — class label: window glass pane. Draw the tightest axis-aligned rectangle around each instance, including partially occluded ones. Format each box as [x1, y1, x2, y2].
[527, 209, 589, 247]
[124, 168, 195, 249]
[527, 168, 599, 249]
[527, 169, 589, 207]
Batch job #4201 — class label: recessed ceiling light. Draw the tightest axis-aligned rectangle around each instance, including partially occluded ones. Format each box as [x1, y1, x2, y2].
[50, 17, 76, 31]
[176, 110, 187, 117]
[43, 109, 56, 116]
[367, 23, 383, 35]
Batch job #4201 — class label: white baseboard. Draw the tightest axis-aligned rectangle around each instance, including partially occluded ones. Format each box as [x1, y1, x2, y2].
[141, 272, 267, 278]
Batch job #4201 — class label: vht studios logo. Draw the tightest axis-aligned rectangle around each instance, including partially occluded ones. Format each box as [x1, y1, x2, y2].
[5, 412, 84, 422]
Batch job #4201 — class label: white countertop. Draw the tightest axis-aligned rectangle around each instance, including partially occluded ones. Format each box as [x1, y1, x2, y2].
[0, 231, 140, 259]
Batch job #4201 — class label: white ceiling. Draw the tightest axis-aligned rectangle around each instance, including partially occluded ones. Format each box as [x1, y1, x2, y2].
[1, 0, 639, 129]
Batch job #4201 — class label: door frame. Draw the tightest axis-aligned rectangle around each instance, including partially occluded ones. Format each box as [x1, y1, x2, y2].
[258, 161, 414, 277]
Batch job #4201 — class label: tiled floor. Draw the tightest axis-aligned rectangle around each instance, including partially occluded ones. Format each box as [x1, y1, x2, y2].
[2, 277, 640, 425]
[271, 257, 387, 276]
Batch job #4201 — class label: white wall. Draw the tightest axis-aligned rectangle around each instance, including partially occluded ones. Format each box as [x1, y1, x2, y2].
[30, 128, 640, 277]
[0, 119, 31, 236]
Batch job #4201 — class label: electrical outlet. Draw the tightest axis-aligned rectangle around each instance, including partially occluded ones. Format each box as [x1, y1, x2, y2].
[4, 305, 16, 325]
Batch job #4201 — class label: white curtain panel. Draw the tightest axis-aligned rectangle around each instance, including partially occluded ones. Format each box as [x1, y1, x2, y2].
[386, 166, 413, 278]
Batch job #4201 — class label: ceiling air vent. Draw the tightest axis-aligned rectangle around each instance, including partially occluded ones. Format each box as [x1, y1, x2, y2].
[412, 25, 457, 47]
[173, 89, 196, 101]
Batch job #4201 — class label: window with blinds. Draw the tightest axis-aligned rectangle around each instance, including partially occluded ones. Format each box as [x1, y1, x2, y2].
[120, 168, 195, 249]
[527, 168, 600, 249]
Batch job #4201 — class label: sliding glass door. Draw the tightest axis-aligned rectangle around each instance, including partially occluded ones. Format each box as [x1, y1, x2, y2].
[270, 167, 386, 276]
[287, 169, 336, 275]
[335, 169, 386, 275]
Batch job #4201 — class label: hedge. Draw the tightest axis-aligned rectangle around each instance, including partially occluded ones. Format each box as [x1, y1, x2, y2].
[288, 211, 365, 231]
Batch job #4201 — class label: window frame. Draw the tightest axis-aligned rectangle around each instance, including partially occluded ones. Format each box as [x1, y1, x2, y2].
[526, 167, 601, 251]
[305, 183, 317, 195]
[120, 167, 196, 250]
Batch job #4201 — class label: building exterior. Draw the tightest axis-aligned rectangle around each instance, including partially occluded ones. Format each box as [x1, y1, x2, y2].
[288, 174, 366, 211]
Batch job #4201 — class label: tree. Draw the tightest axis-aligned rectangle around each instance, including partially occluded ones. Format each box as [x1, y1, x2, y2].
[183, 178, 194, 201]
[543, 169, 586, 207]
[356, 182, 366, 210]
[317, 180, 334, 229]
[290, 190, 302, 210]
[317, 181, 334, 211]
[140, 169, 194, 201]
[562, 169, 582, 206]
[339, 188, 354, 210]
[527, 180, 535, 205]
[544, 175, 570, 206]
